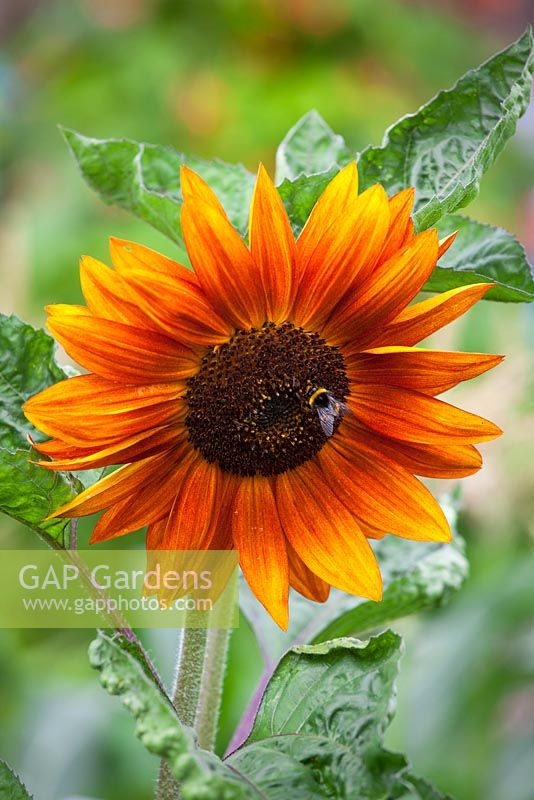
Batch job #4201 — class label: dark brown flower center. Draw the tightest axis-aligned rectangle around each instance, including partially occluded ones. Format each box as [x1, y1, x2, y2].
[185, 321, 348, 476]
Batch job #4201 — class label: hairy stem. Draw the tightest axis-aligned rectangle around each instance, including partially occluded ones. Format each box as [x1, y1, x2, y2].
[156, 628, 208, 800]
[195, 626, 232, 750]
[156, 614, 233, 799]
[172, 627, 210, 725]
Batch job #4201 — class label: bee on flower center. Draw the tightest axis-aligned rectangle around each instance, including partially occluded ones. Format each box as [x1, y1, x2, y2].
[308, 387, 350, 438]
[185, 321, 349, 476]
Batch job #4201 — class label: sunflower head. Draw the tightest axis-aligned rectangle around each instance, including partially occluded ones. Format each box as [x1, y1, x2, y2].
[185, 320, 349, 476]
[23, 161, 502, 630]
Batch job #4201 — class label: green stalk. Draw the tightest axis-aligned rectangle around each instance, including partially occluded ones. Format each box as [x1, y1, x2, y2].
[156, 620, 233, 799]
[172, 627, 210, 725]
[156, 627, 208, 800]
[195, 626, 232, 750]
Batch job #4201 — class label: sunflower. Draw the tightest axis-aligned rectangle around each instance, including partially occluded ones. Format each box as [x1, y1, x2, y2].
[24, 162, 502, 629]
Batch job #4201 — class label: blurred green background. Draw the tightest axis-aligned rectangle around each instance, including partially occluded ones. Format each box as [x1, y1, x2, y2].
[1, 1, 533, 799]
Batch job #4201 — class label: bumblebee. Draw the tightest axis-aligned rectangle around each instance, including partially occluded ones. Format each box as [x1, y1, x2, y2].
[308, 387, 349, 438]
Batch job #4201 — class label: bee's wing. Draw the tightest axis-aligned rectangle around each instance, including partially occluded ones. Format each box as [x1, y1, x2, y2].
[317, 407, 335, 438]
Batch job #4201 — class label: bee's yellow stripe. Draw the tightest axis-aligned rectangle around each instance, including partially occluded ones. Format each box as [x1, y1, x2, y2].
[309, 387, 328, 406]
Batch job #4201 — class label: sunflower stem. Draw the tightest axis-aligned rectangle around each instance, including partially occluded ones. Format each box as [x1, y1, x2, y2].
[156, 626, 208, 800]
[156, 618, 233, 799]
[195, 625, 232, 750]
[172, 627, 210, 725]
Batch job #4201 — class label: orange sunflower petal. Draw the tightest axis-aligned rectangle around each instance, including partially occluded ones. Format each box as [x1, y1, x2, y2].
[438, 231, 457, 259]
[378, 187, 415, 263]
[341, 421, 483, 478]
[117, 265, 232, 345]
[46, 307, 198, 384]
[324, 228, 439, 350]
[349, 385, 502, 444]
[80, 256, 156, 329]
[180, 166, 266, 328]
[357, 519, 387, 540]
[90, 446, 194, 543]
[160, 455, 224, 549]
[109, 237, 187, 279]
[108, 238, 233, 345]
[347, 347, 503, 395]
[145, 518, 167, 550]
[296, 161, 359, 267]
[145, 471, 237, 552]
[320, 436, 451, 542]
[31, 438, 102, 459]
[287, 541, 330, 602]
[233, 476, 289, 630]
[180, 165, 228, 211]
[372, 283, 495, 347]
[48, 452, 174, 518]
[293, 184, 390, 330]
[24, 374, 184, 446]
[276, 461, 382, 600]
[249, 164, 296, 323]
[34, 426, 182, 471]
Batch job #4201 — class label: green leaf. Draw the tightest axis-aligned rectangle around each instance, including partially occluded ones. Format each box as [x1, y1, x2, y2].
[0, 314, 66, 450]
[62, 128, 255, 247]
[275, 111, 353, 183]
[424, 214, 534, 302]
[0, 448, 79, 547]
[92, 627, 452, 797]
[228, 633, 452, 800]
[0, 760, 33, 800]
[246, 633, 400, 744]
[357, 28, 534, 231]
[241, 500, 467, 668]
[89, 631, 254, 799]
